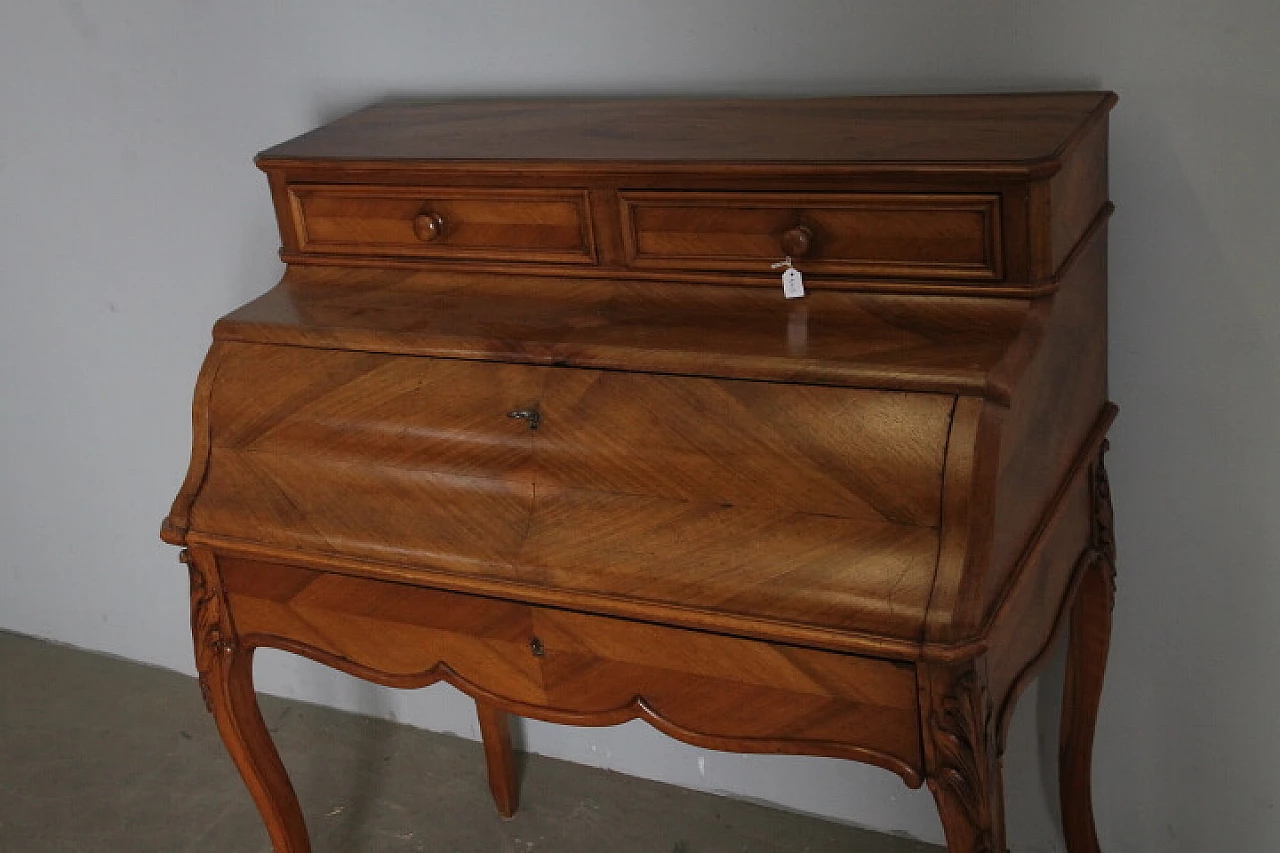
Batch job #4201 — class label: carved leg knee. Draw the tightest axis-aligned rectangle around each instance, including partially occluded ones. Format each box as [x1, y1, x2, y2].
[926, 668, 1006, 853]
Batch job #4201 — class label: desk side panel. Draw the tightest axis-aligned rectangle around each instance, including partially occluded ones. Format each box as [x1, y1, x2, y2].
[925, 228, 1108, 646]
[986, 228, 1109, 620]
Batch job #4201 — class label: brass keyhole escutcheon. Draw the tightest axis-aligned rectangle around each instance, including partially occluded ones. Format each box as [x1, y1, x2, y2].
[530, 637, 545, 658]
[508, 407, 541, 430]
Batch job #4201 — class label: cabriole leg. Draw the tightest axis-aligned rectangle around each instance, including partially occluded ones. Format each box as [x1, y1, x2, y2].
[477, 702, 521, 818]
[1060, 448, 1117, 853]
[186, 551, 311, 853]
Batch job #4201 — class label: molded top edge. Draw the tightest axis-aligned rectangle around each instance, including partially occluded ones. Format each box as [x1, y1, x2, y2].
[257, 92, 1116, 174]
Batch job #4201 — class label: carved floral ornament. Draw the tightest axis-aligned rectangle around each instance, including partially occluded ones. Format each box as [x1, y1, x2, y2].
[931, 670, 998, 853]
[1092, 442, 1118, 606]
[182, 550, 234, 714]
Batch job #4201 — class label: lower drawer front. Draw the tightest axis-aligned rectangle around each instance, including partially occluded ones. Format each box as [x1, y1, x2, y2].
[218, 557, 923, 776]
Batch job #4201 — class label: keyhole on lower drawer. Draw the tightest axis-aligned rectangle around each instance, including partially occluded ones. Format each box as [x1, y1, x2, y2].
[529, 637, 545, 658]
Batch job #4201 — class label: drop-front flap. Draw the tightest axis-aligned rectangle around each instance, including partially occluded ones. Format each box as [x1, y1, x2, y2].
[174, 339, 962, 648]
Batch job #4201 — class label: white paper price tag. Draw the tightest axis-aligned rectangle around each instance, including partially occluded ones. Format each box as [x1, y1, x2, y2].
[772, 256, 806, 299]
[782, 266, 805, 299]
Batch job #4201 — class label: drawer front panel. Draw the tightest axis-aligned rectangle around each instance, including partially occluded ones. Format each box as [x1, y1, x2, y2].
[290, 185, 596, 263]
[621, 191, 1001, 280]
[220, 557, 924, 776]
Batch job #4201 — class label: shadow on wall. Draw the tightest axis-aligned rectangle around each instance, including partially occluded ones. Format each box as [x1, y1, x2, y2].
[1097, 92, 1279, 852]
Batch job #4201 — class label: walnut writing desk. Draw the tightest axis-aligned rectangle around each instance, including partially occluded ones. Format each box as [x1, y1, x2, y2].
[162, 94, 1118, 853]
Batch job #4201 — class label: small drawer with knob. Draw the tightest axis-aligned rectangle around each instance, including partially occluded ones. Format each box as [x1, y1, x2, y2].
[619, 190, 1002, 281]
[286, 184, 597, 264]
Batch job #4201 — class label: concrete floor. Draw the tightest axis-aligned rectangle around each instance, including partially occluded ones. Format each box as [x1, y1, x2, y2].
[0, 631, 938, 852]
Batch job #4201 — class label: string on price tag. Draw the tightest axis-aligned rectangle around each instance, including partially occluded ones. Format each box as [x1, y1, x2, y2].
[771, 256, 805, 299]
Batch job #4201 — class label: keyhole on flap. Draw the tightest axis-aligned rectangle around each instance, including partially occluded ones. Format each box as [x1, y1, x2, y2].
[508, 407, 541, 430]
[529, 636, 545, 658]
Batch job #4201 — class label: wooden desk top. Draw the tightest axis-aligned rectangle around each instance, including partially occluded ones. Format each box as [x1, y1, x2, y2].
[259, 93, 1115, 171]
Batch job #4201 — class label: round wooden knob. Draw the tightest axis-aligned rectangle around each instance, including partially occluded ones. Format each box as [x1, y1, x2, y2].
[412, 211, 446, 242]
[780, 225, 813, 257]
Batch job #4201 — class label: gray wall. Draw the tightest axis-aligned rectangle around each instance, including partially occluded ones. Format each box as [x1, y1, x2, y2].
[2, 2, 1277, 850]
